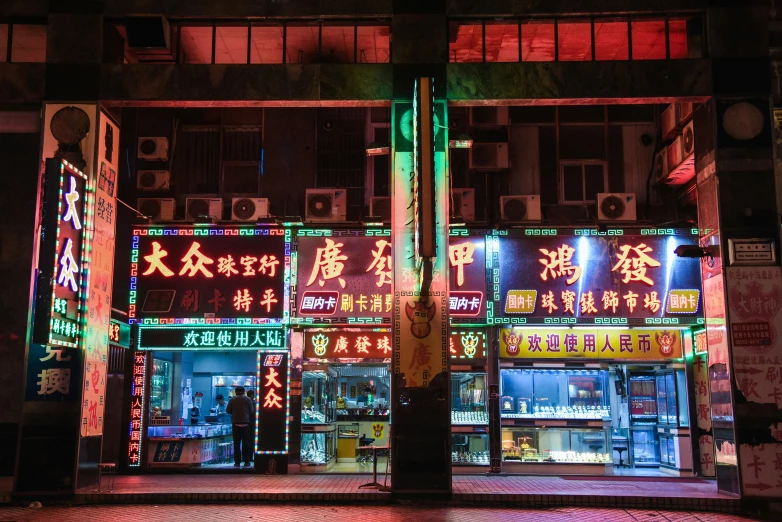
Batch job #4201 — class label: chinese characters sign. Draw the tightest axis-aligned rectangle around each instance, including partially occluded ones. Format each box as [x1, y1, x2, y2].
[24, 343, 82, 401]
[499, 327, 683, 360]
[294, 234, 393, 321]
[256, 351, 289, 454]
[137, 326, 285, 351]
[130, 228, 287, 322]
[304, 330, 393, 359]
[449, 237, 486, 319]
[498, 234, 703, 324]
[128, 351, 147, 466]
[50, 161, 89, 347]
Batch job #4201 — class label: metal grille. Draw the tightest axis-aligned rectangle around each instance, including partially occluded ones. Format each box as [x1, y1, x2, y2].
[171, 125, 221, 193]
[223, 125, 262, 161]
[317, 108, 366, 220]
[108, 344, 126, 375]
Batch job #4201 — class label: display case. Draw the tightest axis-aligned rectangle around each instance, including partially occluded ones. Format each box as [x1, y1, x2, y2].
[659, 433, 676, 465]
[212, 374, 256, 399]
[301, 425, 336, 468]
[148, 424, 232, 439]
[151, 359, 172, 412]
[629, 375, 657, 421]
[452, 372, 488, 425]
[500, 368, 610, 420]
[501, 427, 611, 464]
[631, 424, 660, 466]
[656, 370, 689, 427]
[302, 371, 332, 424]
[338, 423, 359, 438]
[451, 432, 490, 466]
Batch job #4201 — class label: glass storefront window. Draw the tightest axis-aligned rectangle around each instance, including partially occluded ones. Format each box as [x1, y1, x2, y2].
[150, 358, 172, 413]
[500, 369, 609, 419]
[502, 427, 611, 463]
[451, 433, 490, 465]
[452, 372, 488, 425]
[302, 370, 330, 424]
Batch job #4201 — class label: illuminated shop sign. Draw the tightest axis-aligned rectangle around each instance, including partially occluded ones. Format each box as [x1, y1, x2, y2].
[497, 232, 703, 325]
[128, 351, 147, 466]
[499, 327, 683, 360]
[24, 343, 82, 401]
[50, 161, 90, 347]
[256, 351, 290, 454]
[109, 319, 131, 348]
[449, 237, 486, 319]
[450, 330, 487, 358]
[137, 326, 286, 350]
[129, 228, 288, 324]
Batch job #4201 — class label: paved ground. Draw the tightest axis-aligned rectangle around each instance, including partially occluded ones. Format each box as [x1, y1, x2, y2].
[0, 504, 762, 522]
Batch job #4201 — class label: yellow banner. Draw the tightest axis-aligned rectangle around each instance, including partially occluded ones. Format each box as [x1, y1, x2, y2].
[499, 327, 682, 360]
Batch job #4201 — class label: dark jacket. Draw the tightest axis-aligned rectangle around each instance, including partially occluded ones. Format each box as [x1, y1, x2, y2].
[226, 394, 253, 424]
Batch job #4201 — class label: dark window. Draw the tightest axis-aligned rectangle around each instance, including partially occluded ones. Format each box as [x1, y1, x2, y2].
[631, 20, 666, 60]
[215, 25, 248, 64]
[251, 25, 284, 64]
[180, 25, 213, 64]
[522, 20, 555, 62]
[485, 21, 519, 63]
[0, 24, 8, 62]
[449, 21, 483, 62]
[668, 19, 689, 59]
[11, 24, 46, 62]
[559, 125, 606, 160]
[594, 19, 628, 61]
[557, 21, 592, 61]
[560, 162, 607, 203]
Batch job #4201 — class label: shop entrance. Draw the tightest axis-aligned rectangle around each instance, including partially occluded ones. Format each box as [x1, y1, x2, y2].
[301, 363, 390, 473]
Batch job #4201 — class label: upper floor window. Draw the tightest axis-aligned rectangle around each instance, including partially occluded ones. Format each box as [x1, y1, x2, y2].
[449, 15, 702, 63]
[0, 22, 47, 63]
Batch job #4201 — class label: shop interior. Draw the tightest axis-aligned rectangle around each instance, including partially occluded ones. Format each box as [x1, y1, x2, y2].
[451, 371, 490, 467]
[499, 358, 692, 477]
[301, 364, 390, 473]
[148, 350, 257, 470]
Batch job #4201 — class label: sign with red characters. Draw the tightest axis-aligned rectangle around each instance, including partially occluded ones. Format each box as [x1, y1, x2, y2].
[257, 351, 289, 454]
[128, 351, 147, 467]
[304, 329, 487, 359]
[129, 228, 287, 322]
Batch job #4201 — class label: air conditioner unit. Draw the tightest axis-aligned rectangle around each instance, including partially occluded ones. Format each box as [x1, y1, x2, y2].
[597, 193, 637, 222]
[138, 198, 175, 221]
[469, 143, 509, 169]
[500, 195, 541, 221]
[654, 148, 670, 183]
[305, 189, 347, 222]
[185, 197, 222, 221]
[369, 196, 391, 222]
[677, 102, 694, 125]
[469, 106, 509, 126]
[231, 197, 269, 221]
[451, 188, 476, 222]
[136, 170, 170, 191]
[667, 136, 684, 169]
[681, 121, 695, 158]
[661, 104, 678, 141]
[137, 137, 169, 161]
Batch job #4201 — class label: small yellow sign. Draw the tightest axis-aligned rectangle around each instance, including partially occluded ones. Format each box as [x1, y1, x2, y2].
[666, 290, 700, 314]
[505, 290, 537, 314]
[499, 327, 682, 360]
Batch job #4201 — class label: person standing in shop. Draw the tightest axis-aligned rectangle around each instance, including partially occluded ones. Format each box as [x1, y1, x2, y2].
[226, 386, 254, 468]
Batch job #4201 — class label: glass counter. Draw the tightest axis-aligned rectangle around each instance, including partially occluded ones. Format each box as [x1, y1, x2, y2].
[148, 424, 232, 439]
[500, 368, 610, 420]
[501, 426, 611, 464]
[150, 359, 172, 412]
[302, 371, 332, 424]
[452, 372, 488, 425]
[301, 427, 336, 465]
[451, 432, 490, 465]
[631, 424, 660, 466]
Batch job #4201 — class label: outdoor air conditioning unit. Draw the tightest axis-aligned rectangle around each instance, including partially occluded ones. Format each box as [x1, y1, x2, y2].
[660, 121, 696, 185]
[654, 148, 670, 183]
[500, 195, 541, 222]
[681, 121, 695, 158]
[138, 198, 176, 221]
[451, 188, 476, 222]
[597, 193, 637, 222]
[137, 137, 169, 161]
[667, 136, 684, 169]
[185, 197, 222, 222]
[469, 143, 509, 169]
[136, 170, 170, 191]
[469, 106, 509, 126]
[661, 104, 678, 141]
[305, 189, 347, 222]
[369, 196, 391, 222]
[231, 197, 269, 221]
[677, 102, 694, 125]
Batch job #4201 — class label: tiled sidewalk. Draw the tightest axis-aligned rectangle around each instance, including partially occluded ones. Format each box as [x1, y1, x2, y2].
[65, 473, 741, 514]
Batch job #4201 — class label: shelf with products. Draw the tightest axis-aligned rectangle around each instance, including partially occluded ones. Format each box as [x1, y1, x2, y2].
[301, 424, 336, 467]
[631, 424, 660, 466]
[451, 372, 488, 425]
[150, 359, 172, 412]
[500, 368, 609, 421]
[501, 426, 612, 465]
[338, 423, 360, 438]
[451, 431, 489, 466]
[302, 370, 332, 425]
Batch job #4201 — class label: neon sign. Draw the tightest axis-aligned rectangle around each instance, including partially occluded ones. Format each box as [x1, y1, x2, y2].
[449, 237, 486, 319]
[130, 227, 288, 323]
[450, 330, 487, 358]
[498, 233, 703, 324]
[256, 351, 289, 454]
[128, 351, 147, 466]
[304, 330, 393, 359]
[137, 326, 285, 350]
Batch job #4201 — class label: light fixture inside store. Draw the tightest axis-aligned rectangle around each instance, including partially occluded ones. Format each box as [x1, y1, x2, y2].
[366, 141, 390, 156]
[449, 133, 473, 149]
[363, 215, 385, 227]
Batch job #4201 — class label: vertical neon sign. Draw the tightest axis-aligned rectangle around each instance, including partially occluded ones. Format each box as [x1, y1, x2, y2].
[128, 351, 147, 467]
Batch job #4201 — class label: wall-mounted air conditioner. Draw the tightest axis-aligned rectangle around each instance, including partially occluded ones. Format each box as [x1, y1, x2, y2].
[677, 102, 694, 125]
[305, 189, 347, 222]
[185, 197, 222, 221]
[469, 143, 509, 169]
[654, 148, 670, 184]
[138, 198, 176, 221]
[500, 195, 541, 221]
[451, 188, 476, 222]
[369, 196, 391, 222]
[661, 104, 678, 141]
[681, 121, 694, 158]
[137, 137, 169, 161]
[231, 198, 269, 221]
[136, 170, 170, 191]
[597, 193, 637, 222]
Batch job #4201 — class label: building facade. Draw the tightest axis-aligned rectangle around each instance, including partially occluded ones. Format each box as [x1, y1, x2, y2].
[0, 0, 780, 506]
